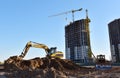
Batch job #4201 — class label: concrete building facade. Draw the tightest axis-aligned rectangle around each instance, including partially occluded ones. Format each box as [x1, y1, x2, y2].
[65, 19, 91, 63]
[108, 18, 120, 63]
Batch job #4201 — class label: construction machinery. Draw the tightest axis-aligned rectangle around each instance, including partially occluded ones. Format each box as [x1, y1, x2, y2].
[49, 8, 82, 22]
[84, 10, 112, 69]
[19, 41, 63, 59]
[83, 9, 96, 62]
[95, 54, 112, 70]
[4, 41, 63, 71]
[89, 52, 112, 70]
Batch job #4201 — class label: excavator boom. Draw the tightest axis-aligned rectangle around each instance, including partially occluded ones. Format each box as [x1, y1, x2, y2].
[19, 41, 63, 59]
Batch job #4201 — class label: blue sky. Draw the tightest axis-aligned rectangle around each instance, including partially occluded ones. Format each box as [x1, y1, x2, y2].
[0, 0, 120, 62]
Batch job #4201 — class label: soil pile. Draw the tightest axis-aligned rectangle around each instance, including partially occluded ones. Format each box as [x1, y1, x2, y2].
[4, 56, 94, 78]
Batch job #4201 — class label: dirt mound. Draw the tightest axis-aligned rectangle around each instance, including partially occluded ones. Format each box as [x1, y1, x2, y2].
[4, 56, 94, 78]
[4, 56, 81, 71]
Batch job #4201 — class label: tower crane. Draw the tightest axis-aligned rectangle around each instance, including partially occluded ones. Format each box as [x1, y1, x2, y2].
[84, 9, 96, 60]
[48, 8, 82, 22]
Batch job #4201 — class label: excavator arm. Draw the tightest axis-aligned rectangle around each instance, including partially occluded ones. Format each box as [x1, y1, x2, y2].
[19, 41, 63, 59]
[19, 41, 63, 58]
[19, 41, 50, 58]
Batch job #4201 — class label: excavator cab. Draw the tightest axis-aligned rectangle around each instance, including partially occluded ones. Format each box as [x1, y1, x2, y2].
[49, 47, 57, 54]
[48, 47, 63, 59]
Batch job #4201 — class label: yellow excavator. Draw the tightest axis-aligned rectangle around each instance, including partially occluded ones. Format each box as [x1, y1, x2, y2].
[19, 41, 63, 59]
[4, 41, 63, 71]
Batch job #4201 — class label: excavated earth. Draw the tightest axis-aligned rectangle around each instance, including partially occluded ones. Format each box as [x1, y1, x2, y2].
[4, 56, 95, 78]
[4, 56, 120, 78]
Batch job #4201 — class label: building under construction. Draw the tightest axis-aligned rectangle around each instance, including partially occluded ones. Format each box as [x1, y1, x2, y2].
[65, 10, 92, 63]
[108, 18, 120, 63]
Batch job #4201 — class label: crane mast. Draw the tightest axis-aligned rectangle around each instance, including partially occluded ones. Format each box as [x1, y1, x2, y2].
[85, 10, 96, 59]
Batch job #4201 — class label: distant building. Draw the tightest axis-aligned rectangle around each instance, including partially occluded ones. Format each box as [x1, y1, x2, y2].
[65, 18, 92, 63]
[108, 18, 120, 63]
